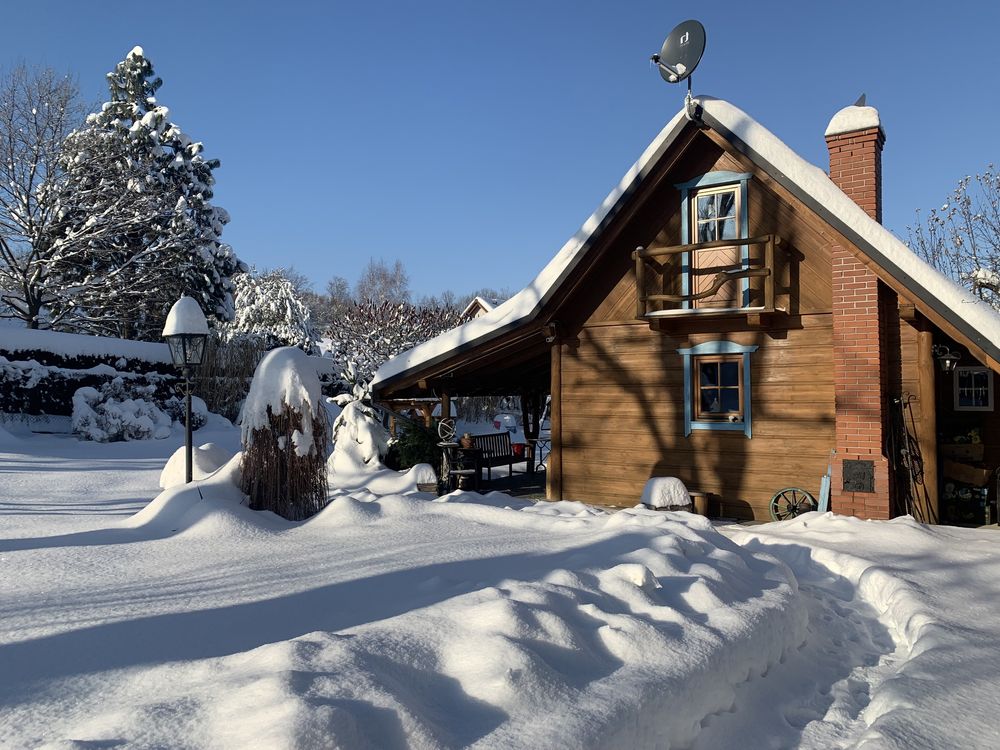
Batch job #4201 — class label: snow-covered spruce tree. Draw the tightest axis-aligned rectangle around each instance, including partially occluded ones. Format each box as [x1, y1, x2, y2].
[240, 347, 328, 520]
[217, 268, 318, 352]
[0, 65, 86, 328]
[325, 299, 461, 386]
[908, 166, 1000, 310]
[46, 47, 245, 339]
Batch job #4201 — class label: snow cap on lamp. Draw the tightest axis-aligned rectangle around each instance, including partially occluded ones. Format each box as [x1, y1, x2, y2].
[162, 295, 209, 336]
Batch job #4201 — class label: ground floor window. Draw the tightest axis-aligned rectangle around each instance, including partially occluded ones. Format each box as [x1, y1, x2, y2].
[695, 355, 744, 420]
[677, 341, 758, 437]
[954, 366, 994, 411]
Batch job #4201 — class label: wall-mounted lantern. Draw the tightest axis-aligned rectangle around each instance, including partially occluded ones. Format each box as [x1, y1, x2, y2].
[932, 344, 961, 374]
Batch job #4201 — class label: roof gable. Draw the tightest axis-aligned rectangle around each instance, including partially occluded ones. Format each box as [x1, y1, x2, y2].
[374, 97, 1000, 391]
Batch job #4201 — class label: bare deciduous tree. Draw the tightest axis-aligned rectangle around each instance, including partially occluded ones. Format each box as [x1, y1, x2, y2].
[355, 258, 410, 304]
[0, 65, 85, 327]
[908, 166, 1000, 309]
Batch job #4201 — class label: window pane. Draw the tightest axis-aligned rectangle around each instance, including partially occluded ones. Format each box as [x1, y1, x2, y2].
[698, 221, 715, 243]
[700, 362, 719, 386]
[720, 361, 740, 386]
[697, 195, 716, 220]
[701, 388, 721, 413]
[721, 388, 740, 413]
[717, 191, 736, 218]
[720, 217, 737, 241]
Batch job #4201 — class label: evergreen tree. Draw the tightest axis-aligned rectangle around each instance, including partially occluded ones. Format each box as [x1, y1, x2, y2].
[218, 268, 318, 352]
[48, 47, 244, 339]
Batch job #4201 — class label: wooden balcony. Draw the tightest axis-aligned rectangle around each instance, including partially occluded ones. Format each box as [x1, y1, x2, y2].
[631, 234, 784, 322]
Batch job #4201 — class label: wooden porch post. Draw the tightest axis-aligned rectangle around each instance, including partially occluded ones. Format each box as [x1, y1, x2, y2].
[916, 329, 940, 523]
[548, 341, 562, 501]
[440, 391, 451, 425]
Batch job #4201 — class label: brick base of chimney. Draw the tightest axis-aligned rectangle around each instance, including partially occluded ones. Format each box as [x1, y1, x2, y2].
[830, 455, 890, 520]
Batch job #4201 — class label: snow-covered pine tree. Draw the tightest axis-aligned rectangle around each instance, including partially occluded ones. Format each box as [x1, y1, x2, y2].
[47, 47, 245, 339]
[218, 268, 318, 352]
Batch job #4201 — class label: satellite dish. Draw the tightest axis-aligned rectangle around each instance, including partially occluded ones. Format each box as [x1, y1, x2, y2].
[651, 20, 706, 85]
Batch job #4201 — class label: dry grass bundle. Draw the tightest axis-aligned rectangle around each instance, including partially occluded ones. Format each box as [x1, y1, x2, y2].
[195, 336, 268, 422]
[240, 405, 329, 521]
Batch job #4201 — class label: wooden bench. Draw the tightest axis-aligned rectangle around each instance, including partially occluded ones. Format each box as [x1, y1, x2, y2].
[470, 432, 514, 482]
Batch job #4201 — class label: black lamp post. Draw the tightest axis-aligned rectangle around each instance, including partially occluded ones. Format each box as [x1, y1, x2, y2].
[162, 296, 208, 484]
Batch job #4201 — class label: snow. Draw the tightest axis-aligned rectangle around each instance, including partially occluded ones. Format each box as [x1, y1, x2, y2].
[241, 347, 325, 456]
[162, 295, 209, 336]
[824, 104, 883, 137]
[375, 95, 1000, 389]
[71, 385, 172, 442]
[3, 432, 1000, 747]
[640, 476, 691, 509]
[0, 326, 171, 363]
[159, 442, 235, 488]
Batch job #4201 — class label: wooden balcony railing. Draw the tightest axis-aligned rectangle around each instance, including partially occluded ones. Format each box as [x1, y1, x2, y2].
[631, 234, 783, 318]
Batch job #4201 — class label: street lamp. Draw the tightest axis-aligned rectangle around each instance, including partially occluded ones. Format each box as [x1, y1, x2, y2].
[162, 296, 208, 484]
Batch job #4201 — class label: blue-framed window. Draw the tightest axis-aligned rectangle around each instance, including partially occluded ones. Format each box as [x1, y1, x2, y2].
[677, 341, 758, 438]
[675, 172, 752, 309]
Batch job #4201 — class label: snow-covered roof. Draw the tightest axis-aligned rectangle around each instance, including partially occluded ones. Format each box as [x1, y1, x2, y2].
[371, 106, 690, 389]
[373, 96, 1000, 390]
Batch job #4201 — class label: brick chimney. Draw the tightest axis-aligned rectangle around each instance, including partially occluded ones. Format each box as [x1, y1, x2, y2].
[825, 100, 893, 520]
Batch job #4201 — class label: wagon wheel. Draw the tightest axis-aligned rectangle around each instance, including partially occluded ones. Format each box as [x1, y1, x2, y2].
[769, 487, 817, 521]
[437, 417, 456, 442]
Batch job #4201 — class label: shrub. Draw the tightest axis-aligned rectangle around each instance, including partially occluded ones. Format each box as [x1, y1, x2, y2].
[71, 379, 172, 442]
[395, 425, 440, 472]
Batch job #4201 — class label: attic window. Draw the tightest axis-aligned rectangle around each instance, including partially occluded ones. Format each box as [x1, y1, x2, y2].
[677, 171, 752, 309]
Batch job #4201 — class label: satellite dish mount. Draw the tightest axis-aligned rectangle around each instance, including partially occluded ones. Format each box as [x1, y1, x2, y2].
[650, 20, 706, 119]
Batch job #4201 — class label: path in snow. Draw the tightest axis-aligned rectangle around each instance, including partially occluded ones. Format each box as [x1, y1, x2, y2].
[691, 535, 903, 749]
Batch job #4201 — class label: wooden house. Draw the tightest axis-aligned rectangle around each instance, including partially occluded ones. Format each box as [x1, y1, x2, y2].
[372, 97, 1000, 523]
[459, 296, 496, 322]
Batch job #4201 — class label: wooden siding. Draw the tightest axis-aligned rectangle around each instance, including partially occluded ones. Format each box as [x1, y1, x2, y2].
[580, 134, 834, 329]
[546, 129, 841, 519]
[558, 317, 835, 517]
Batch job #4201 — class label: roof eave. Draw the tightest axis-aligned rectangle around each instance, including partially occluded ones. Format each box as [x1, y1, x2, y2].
[699, 108, 1000, 369]
[373, 114, 694, 396]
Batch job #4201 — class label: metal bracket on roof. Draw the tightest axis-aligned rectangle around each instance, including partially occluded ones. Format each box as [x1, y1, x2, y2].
[684, 90, 702, 123]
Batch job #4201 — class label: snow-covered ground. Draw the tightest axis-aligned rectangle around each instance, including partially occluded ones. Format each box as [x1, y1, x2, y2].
[2, 426, 1000, 749]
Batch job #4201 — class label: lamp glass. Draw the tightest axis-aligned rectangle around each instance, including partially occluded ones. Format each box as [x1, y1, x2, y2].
[166, 333, 207, 367]
[940, 353, 960, 374]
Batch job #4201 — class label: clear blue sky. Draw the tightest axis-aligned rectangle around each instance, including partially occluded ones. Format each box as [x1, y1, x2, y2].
[5, 1, 1000, 299]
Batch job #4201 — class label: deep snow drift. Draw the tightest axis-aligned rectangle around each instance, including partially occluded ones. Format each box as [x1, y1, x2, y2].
[2, 429, 1000, 748]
